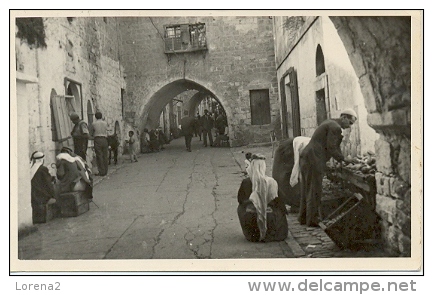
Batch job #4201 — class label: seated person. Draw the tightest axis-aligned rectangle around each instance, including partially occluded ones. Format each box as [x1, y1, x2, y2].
[55, 147, 93, 199]
[237, 153, 288, 242]
[30, 151, 56, 223]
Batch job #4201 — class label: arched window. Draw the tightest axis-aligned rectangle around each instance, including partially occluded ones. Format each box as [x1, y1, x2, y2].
[64, 79, 82, 118]
[316, 45, 326, 76]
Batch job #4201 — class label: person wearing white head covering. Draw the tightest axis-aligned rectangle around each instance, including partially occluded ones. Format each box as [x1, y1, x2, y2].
[55, 147, 93, 198]
[237, 153, 288, 242]
[30, 151, 56, 223]
[298, 109, 357, 227]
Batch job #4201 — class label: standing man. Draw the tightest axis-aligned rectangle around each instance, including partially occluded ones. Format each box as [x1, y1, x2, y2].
[180, 110, 196, 152]
[298, 109, 357, 227]
[201, 109, 214, 147]
[196, 112, 203, 141]
[91, 111, 109, 176]
[70, 112, 90, 161]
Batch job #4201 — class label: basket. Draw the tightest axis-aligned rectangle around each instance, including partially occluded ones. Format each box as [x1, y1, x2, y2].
[319, 193, 379, 248]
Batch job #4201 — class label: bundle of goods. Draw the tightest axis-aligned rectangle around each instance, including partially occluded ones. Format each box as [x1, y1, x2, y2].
[328, 150, 376, 176]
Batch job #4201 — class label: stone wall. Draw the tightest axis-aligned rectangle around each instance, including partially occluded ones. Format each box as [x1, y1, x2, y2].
[118, 16, 278, 146]
[274, 16, 378, 157]
[329, 16, 413, 256]
[15, 17, 126, 229]
[274, 15, 415, 256]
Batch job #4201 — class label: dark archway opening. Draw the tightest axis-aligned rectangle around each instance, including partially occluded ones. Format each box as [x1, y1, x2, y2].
[140, 79, 228, 136]
[315, 44, 326, 76]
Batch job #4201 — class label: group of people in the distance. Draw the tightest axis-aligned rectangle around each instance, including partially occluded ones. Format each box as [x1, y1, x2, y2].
[140, 127, 170, 154]
[180, 109, 228, 152]
[237, 109, 358, 242]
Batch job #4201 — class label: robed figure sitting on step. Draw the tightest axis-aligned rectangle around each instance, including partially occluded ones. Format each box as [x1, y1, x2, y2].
[55, 147, 93, 199]
[30, 151, 56, 223]
[237, 153, 288, 242]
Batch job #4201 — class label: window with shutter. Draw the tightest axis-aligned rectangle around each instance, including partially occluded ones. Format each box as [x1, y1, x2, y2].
[164, 23, 207, 53]
[250, 89, 271, 125]
[50, 95, 74, 148]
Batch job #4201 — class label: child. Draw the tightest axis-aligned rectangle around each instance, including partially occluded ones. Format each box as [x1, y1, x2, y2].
[244, 152, 252, 175]
[127, 131, 138, 163]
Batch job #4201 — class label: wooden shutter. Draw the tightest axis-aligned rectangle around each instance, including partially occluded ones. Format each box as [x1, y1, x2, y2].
[288, 67, 301, 137]
[51, 95, 74, 148]
[180, 24, 190, 45]
[250, 89, 271, 125]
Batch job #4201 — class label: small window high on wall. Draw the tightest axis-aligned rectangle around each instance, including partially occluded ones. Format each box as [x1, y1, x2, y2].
[250, 89, 271, 125]
[316, 45, 325, 76]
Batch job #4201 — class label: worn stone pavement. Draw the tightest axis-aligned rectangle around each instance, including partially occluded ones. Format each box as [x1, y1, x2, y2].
[16, 136, 394, 272]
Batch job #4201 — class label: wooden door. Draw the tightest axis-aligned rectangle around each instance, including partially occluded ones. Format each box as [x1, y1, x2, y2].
[279, 79, 289, 138]
[316, 88, 328, 125]
[288, 67, 301, 137]
[250, 89, 271, 125]
[51, 95, 73, 148]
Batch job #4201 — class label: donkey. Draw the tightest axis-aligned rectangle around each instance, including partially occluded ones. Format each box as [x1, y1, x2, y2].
[107, 134, 120, 165]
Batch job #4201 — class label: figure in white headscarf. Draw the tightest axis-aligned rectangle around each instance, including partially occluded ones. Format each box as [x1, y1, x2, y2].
[55, 147, 93, 199]
[237, 154, 288, 242]
[30, 151, 56, 223]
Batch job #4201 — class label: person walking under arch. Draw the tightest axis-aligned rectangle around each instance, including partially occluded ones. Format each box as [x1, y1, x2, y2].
[201, 109, 214, 147]
[180, 110, 196, 152]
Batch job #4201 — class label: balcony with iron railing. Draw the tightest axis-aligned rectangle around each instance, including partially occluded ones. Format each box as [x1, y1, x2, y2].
[164, 23, 208, 54]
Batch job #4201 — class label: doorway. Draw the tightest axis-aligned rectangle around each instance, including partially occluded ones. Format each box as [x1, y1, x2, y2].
[316, 88, 328, 125]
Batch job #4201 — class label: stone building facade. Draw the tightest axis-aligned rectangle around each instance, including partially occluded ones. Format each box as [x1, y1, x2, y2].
[117, 16, 279, 146]
[273, 16, 378, 156]
[15, 17, 126, 233]
[14, 14, 420, 259]
[273, 15, 416, 256]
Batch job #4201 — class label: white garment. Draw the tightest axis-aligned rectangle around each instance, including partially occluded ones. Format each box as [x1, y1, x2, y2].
[244, 159, 251, 174]
[289, 136, 311, 187]
[56, 152, 90, 180]
[30, 159, 44, 179]
[248, 159, 278, 241]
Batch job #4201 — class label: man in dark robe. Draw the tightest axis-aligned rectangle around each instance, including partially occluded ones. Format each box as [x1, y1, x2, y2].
[272, 138, 299, 210]
[298, 109, 357, 227]
[201, 109, 214, 147]
[30, 151, 56, 223]
[180, 110, 196, 152]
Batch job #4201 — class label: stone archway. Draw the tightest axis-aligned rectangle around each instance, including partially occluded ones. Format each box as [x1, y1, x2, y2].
[137, 78, 232, 136]
[329, 16, 415, 256]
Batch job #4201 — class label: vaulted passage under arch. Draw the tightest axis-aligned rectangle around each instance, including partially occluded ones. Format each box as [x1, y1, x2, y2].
[139, 79, 228, 132]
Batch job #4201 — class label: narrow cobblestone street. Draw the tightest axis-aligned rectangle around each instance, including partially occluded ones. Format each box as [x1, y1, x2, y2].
[18, 137, 293, 261]
[18, 136, 392, 268]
